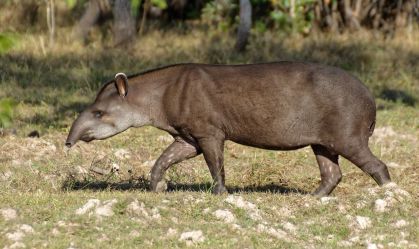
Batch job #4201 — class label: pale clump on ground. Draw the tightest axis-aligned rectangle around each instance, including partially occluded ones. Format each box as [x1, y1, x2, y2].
[282, 222, 297, 233]
[179, 230, 205, 246]
[224, 195, 294, 241]
[0, 170, 12, 181]
[4, 223, 35, 249]
[129, 230, 141, 238]
[75, 199, 117, 218]
[230, 223, 242, 231]
[1, 208, 18, 221]
[213, 209, 236, 223]
[75, 199, 101, 215]
[320, 196, 337, 205]
[94, 199, 117, 217]
[374, 199, 387, 212]
[384, 183, 411, 199]
[126, 199, 161, 221]
[51, 227, 60, 236]
[6, 231, 25, 242]
[364, 183, 411, 215]
[339, 236, 361, 247]
[113, 148, 131, 159]
[373, 183, 412, 212]
[166, 228, 178, 238]
[367, 242, 383, 249]
[256, 224, 288, 240]
[4, 242, 26, 249]
[276, 206, 294, 217]
[126, 199, 148, 217]
[392, 219, 409, 228]
[337, 240, 353, 247]
[19, 224, 34, 234]
[355, 216, 372, 230]
[225, 195, 262, 221]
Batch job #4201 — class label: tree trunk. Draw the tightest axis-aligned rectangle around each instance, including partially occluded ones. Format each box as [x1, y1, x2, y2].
[318, 0, 337, 31]
[113, 0, 136, 47]
[45, 0, 55, 47]
[235, 0, 252, 52]
[74, 0, 103, 42]
[337, 0, 360, 30]
[139, 0, 150, 36]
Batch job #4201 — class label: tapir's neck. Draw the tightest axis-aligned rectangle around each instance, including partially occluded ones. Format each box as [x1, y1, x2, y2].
[127, 67, 179, 135]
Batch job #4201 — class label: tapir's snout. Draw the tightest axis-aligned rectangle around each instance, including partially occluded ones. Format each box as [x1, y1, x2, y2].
[65, 141, 73, 148]
[65, 131, 80, 148]
[65, 132, 94, 148]
[65, 113, 90, 148]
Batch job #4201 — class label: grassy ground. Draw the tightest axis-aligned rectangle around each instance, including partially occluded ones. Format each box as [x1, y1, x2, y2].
[0, 28, 418, 248]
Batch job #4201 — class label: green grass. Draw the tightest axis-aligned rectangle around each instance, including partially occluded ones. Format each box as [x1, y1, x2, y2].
[0, 28, 418, 248]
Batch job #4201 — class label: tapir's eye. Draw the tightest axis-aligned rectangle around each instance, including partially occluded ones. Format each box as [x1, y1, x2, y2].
[93, 110, 104, 118]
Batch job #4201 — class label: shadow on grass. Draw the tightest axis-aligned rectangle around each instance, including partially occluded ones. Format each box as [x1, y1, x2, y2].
[62, 177, 308, 195]
[169, 182, 308, 194]
[379, 88, 416, 106]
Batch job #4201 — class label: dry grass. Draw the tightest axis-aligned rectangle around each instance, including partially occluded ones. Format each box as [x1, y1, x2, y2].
[0, 28, 418, 248]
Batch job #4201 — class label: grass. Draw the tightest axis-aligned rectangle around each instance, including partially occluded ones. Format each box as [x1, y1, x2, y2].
[0, 27, 418, 248]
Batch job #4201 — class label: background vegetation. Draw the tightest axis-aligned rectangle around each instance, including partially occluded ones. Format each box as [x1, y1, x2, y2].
[0, 1, 418, 248]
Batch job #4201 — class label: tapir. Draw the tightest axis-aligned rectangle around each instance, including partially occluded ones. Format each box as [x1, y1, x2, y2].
[65, 62, 392, 196]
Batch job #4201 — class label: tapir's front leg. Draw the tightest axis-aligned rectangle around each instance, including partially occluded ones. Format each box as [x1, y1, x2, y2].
[150, 137, 200, 192]
[197, 136, 227, 195]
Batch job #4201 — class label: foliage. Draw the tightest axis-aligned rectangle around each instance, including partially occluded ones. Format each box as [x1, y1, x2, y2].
[0, 0, 416, 39]
[202, 0, 238, 32]
[151, 0, 167, 9]
[269, 0, 315, 33]
[131, 0, 168, 17]
[201, 0, 316, 34]
[0, 98, 15, 128]
[131, 0, 142, 17]
[0, 32, 18, 54]
[65, 0, 78, 9]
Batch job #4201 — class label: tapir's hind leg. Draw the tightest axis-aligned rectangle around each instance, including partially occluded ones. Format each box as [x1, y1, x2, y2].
[342, 145, 391, 186]
[311, 145, 342, 197]
[150, 137, 200, 192]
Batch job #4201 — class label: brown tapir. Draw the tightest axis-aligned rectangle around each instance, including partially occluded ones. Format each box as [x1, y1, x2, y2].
[65, 62, 391, 196]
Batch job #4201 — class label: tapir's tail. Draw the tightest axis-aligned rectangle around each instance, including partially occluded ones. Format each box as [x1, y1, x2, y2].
[368, 120, 376, 137]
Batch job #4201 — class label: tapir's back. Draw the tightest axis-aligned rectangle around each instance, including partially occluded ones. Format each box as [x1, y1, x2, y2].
[162, 62, 375, 149]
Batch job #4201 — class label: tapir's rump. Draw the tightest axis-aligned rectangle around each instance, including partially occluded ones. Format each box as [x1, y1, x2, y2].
[66, 62, 392, 196]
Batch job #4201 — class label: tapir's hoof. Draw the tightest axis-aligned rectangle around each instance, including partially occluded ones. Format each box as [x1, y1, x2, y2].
[152, 180, 168, 193]
[212, 185, 228, 195]
[311, 188, 329, 198]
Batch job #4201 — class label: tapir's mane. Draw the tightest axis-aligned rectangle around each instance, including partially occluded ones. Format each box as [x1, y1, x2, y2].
[94, 63, 191, 101]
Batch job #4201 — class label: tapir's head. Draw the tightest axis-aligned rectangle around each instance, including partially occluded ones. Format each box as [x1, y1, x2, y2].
[65, 73, 148, 148]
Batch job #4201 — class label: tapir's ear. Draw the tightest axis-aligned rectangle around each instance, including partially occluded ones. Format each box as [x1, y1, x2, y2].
[114, 72, 128, 97]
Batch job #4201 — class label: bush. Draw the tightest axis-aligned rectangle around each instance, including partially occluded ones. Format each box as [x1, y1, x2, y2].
[0, 99, 15, 128]
[0, 32, 19, 54]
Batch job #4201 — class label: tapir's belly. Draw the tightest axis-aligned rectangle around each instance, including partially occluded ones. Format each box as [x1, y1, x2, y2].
[223, 109, 321, 150]
[230, 136, 309, 151]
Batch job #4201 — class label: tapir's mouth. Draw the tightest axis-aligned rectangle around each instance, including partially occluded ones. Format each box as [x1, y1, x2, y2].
[65, 134, 94, 148]
[80, 135, 94, 143]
